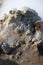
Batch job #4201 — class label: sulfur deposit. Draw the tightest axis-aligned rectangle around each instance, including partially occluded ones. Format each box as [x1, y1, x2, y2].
[0, 7, 43, 65]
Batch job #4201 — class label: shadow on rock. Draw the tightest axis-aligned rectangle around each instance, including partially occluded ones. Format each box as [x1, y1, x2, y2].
[0, 59, 19, 65]
[37, 41, 43, 55]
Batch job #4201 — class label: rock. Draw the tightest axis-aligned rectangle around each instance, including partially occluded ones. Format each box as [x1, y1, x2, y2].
[1, 42, 11, 53]
[15, 50, 23, 59]
[9, 16, 15, 24]
[35, 31, 42, 40]
[14, 23, 25, 35]
[0, 7, 42, 65]
[25, 29, 31, 35]
[14, 10, 22, 21]
[25, 35, 32, 47]
[0, 45, 3, 53]
[37, 40, 43, 55]
[3, 35, 18, 48]
[0, 60, 2, 65]
[9, 55, 15, 60]
[18, 24, 24, 34]
[35, 20, 41, 30]
[35, 21, 41, 26]
[15, 52, 20, 59]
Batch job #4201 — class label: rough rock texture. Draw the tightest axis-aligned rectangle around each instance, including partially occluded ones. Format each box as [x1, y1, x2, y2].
[0, 7, 43, 65]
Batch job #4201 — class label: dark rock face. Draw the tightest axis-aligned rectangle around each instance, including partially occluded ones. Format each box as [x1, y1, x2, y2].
[0, 59, 19, 65]
[37, 41, 43, 55]
[0, 7, 43, 65]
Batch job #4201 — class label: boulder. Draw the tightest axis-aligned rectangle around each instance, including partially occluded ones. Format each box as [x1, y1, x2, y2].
[0, 7, 43, 65]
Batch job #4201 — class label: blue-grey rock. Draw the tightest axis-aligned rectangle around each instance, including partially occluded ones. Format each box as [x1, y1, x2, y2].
[1, 41, 11, 53]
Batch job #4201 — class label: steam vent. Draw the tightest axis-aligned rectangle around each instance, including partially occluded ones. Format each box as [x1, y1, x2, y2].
[0, 7, 43, 65]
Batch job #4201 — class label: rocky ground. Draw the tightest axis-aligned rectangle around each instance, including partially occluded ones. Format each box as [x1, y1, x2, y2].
[0, 7, 43, 65]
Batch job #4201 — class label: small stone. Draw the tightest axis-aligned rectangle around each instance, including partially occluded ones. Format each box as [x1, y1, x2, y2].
[9, 55, 15, 60]
[1, 42, 11, 53]
[15, 51, 22, 59]
[16, 42, 19, 47]
[15, 52, 20, 59]
[32, 38, 36, 42]
[25, 30, 31, 35]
